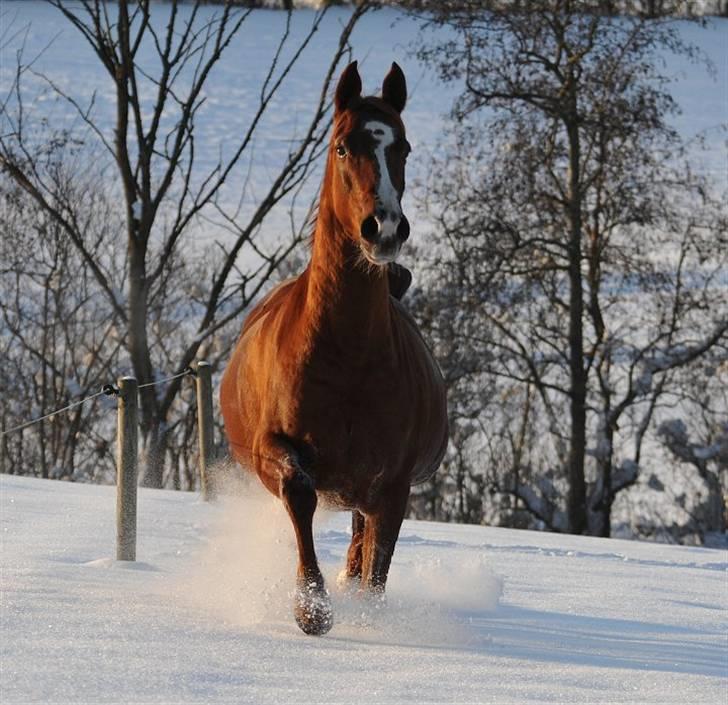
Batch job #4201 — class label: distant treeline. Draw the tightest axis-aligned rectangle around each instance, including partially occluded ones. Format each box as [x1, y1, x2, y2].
[190, 0, 728, 17]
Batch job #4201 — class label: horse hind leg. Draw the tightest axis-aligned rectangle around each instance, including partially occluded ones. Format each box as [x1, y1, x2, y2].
[262, 434, 332, 636]
[361, 481, 410, 596]
[338, 510, 365, 591]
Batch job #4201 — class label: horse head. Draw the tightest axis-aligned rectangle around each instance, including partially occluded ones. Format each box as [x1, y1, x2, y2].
[328, 61, 411, 266]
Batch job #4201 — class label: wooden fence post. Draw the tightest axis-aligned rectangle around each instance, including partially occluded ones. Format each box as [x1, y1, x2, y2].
[196, 361, 215, 501]
[116, 376, 138, 561]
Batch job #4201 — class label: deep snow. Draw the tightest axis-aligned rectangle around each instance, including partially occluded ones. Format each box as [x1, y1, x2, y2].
[1, 474, 726, 704]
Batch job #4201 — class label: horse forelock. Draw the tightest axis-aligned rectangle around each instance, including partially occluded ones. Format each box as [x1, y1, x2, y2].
[333, 96, 405, 142]
[358, 96, 405, 131]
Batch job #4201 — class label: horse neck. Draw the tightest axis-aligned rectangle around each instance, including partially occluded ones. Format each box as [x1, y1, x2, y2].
[304, 199, 392, 353]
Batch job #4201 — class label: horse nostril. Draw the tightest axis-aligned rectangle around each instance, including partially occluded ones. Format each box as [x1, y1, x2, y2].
[397, 215, 410, 242]
[361, 215, 380, 242]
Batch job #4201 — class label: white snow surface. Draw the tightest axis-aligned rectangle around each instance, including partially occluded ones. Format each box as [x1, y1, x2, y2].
[1, 474, 726, 704]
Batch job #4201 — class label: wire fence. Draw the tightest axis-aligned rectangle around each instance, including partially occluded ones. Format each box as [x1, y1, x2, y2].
[0, 389, 112, 437]
[0, 367, 195, 438]
[1, 362, 216, 562]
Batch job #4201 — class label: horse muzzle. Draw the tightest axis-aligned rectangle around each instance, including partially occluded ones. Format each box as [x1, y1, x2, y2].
[360, 212, 410, 265]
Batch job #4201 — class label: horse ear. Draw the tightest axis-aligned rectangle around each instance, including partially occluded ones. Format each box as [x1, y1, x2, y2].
[382, 62, 407, 114]
[335, 61, 362, 114]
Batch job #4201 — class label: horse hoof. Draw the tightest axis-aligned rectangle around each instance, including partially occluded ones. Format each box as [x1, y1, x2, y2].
[357, 586, 387, 608]
[336, 569, 361, 593]
[294, 582, 333, 636]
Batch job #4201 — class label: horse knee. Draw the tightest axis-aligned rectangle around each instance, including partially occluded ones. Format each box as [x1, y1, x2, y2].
[280, 470, 317, 520]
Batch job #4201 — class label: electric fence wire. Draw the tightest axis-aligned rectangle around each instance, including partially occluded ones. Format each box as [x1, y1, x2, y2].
[0, 367, 195, 437]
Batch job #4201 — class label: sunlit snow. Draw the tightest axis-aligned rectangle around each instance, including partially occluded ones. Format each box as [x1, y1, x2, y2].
[2, 474, 726, 704]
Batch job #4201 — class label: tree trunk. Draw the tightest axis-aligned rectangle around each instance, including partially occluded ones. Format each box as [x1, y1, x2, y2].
[699, 470, 726, 538]
[127, 243, 164, 487]
[565, 113, 588, 535]
[590, 441, 614, 538]
[110, 2, 163, 488]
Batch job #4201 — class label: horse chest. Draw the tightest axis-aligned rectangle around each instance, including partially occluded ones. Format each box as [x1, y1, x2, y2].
[288, 352, 428, 501]
[299, 362, 404, 439]
[234, 289, 446, 506]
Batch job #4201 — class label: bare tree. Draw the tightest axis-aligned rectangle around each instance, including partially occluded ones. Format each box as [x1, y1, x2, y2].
[0, 145, 125, 481]
[656, 353, 728, 542]
[406, 0, 728, 538]
[1, 1, 371, 486]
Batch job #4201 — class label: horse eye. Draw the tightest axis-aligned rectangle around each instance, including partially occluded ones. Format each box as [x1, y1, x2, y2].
[335, 144, 347, 158]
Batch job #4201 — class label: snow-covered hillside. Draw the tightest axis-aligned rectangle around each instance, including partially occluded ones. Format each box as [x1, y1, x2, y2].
[3, 3, 723, 235]
[1, 474, 726, 704]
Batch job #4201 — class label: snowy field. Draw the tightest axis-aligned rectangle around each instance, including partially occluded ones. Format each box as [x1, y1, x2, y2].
[1, 474, 726, 704]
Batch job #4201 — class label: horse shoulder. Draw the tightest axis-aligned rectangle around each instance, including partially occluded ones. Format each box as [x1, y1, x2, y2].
[240, 277, 299, 339]
[221, 277, 302, 451]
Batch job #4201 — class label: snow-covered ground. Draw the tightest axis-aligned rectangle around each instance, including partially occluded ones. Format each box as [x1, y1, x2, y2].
[1, 474, 726, 704]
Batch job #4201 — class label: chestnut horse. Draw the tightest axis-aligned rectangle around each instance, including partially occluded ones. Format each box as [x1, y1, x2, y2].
[220, 61, 448, 636]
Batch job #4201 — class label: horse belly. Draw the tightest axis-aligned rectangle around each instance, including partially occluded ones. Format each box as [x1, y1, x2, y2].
[302, 362, 445, 509]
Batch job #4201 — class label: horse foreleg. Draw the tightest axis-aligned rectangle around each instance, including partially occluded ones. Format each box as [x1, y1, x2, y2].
[260, 435, 332, 636]
[360, 481, 410, 595]
[283, 473, 333, 636]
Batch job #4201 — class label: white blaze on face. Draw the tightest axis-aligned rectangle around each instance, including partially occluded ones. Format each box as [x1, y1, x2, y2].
[364, 120, 402, 239]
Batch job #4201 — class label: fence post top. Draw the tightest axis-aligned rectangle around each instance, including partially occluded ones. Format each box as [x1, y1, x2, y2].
[119, 376, 138, 383]
[197, 360, 211, 369]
